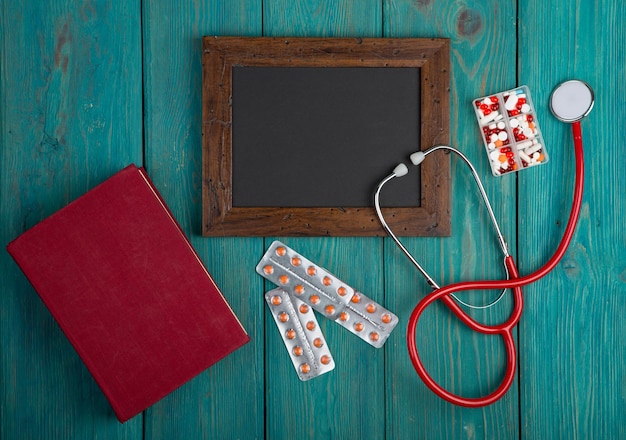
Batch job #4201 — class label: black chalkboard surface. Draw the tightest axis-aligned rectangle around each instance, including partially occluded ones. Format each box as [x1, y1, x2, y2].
[232, 66, 421, 208]
[202, 37, 450, 236]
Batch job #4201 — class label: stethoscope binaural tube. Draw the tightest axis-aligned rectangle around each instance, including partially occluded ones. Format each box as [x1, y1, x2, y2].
[377, 80, 593, 407]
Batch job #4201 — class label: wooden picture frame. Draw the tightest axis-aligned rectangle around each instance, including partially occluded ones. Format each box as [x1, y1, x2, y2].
[202, 37, 450, 236]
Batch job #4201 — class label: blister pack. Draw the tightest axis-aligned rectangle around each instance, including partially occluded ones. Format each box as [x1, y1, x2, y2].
[259, 240, 399, 380]
[265, 287, 335, 380]
[334, 291, 398, 349]
[256, 240, 353, 321]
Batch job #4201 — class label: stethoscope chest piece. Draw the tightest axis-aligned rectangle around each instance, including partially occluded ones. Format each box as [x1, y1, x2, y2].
[550, 80, 595, 123]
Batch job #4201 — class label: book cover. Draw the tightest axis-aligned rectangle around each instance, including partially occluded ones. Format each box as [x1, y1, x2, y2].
[6, 164, 250, 422]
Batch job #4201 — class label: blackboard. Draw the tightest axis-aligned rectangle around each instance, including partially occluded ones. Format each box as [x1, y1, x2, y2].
[202, 37, 450, 236]
[232, 66, 421, 208]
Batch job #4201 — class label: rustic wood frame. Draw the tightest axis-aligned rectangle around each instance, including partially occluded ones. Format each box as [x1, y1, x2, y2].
[202, 37, 450, 236]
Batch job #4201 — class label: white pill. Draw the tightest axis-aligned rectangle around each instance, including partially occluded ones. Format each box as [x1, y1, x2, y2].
[489, 123, 497, 129]
[497, 121, 506, 129]
[521, 104, 531, 113]
[490, 150, 500, 160]
[525, 144, 542, 156]
[510, 118, 519, 128]
[498, 131, 508, 141]
[518, 150, 531, 163]
[505, 94, 518, 111]
[483, 98, 492, 105]
[488, 142, 496, 150]
[523, 127, 534, 138]
[479, 111, 498, 125]
[490, 133, 499, 142]
[516, 140, 533, 149]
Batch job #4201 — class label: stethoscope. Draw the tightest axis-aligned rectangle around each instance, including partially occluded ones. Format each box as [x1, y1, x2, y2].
[374, 80, 594, 407]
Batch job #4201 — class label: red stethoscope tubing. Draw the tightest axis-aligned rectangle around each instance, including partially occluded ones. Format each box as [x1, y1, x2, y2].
[407, 121, 584, 407]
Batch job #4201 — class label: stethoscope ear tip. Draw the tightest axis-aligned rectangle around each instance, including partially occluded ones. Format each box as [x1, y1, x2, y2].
[393, 163, 409, 177]
[410, 151, 425, 166]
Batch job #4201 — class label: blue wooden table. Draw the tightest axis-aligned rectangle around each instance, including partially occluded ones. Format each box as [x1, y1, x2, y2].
[2, 1, 625, 438]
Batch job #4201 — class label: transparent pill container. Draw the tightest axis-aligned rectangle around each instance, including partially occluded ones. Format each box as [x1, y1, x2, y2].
[473, 86, 549, 176]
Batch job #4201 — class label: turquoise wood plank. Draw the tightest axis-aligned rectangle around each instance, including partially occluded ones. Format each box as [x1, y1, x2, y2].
[264, 0, 382, 37]
[0, 1, 143, 438]
[141, 1, 265, 438]
[263, 2, 385, 439]
[518, 1, 626, 438]
[264, 237, 386, 440]
[383, 1, 519, 438]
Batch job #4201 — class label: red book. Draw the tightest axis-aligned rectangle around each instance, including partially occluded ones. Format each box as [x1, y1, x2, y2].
[6, 164, 250, 422]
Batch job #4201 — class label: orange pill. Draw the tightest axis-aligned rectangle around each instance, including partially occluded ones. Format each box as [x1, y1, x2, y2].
[294, 284, 304, 295]
[300, 363, 311, 374]
[299, 304, 309, 314]
[313, 338, 323, 348]
[325, 305, 335, 315]
[323, 276, 332, 286]
[278, 275, 289, 285]
[495, 140, 504, 147]
[291, 257, 302, 266]
[271, 295, 282, 306]
[351, 293, 361, 304]
[339, 312, 349, 322]
[337, 286, 347, 296]
[278, 312, 289, 323]
[263, 265, 274, 275]
[310, 295, 320, 305]
[366, 303, 376, 314]
[499, 154, 507, 163]
[320, 355, 331, 365]
[286, 329, 296, 339]
[276, 246, 286, 256]
[369, 332, 380, 342]
[354, 322, 364, 332]
[538, 153, 545, 162]
[306, 321, 316, 331]
[381, 313, 392, 324]
[307, 266, 317, 276]
[293, 346, 303, 356]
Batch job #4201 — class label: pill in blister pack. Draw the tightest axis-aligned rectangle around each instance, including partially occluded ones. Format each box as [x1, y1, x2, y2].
[473, 85, 548, 176]
[265, 287, 335, 381]
[334, 291, 399, 349]
[256, 240, 353, 320]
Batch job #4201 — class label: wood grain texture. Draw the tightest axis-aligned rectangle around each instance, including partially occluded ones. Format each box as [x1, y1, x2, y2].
[0, 1, 143, 438]
[264, 237, 387, 439]
[262, 3, 386, 439]
[263, 0, 382, 38]
[201, 36, 450, 236]
[141, 1, 265, 438]
[383, 0, 519, 438]
[518, 1, 626, 438]
[1, 0, 625, 438]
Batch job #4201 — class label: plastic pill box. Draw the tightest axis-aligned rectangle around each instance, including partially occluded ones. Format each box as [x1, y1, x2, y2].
[473, 86, 548, 176]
